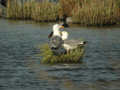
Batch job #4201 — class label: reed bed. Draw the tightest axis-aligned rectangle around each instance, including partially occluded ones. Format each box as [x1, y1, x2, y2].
[31, 1, 62, 22]
[59, 0, 77, 16]
[22, 2, 33, 20]
[7, 0, 62, 21]
[39, 44, 84, 64]
[7, 0, 23, 19]
[0, 8, 2, 17]
[72, 0, 120, 26]
[6, 0, 120, 26]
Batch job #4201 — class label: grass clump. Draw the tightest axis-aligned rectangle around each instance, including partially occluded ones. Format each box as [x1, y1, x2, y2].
[40, 44, 84, 64]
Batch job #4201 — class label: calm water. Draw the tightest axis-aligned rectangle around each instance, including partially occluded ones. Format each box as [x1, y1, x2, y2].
[0, 19, 120, 90]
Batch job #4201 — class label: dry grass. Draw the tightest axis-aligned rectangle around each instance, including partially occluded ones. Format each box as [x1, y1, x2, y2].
[7, 0, 62, 21]
[59, 0, 77, 16]
[22, 2, 33, 20]
[7, 0, 23, 19]
[6, 0, 120, 26]
[72, 0, 120, 26]
[31, 1, 62, 22]
[0, 8, 2, 17]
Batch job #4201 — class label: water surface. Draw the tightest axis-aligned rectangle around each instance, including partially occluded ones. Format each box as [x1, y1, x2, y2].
[0, 19, 120, 90]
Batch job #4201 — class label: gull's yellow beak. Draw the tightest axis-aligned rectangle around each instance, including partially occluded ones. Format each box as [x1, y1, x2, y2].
[60, 25, 64, 29]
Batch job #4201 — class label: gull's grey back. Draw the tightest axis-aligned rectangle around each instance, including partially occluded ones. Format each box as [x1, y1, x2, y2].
[49, 36, 64, 49]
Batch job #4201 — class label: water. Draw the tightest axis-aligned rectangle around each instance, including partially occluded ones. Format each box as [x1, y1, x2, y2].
[0, 19, 120, 90]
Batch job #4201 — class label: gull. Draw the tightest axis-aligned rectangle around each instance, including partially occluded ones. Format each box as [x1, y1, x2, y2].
[63, 40, 86, 52]
[48, 24, 86, 53]
[48, 24, 68, 40]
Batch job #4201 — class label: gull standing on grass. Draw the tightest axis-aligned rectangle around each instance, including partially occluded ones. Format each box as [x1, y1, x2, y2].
[48, 24, 86, 52]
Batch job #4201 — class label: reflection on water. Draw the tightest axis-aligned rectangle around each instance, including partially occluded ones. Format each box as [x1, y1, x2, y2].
[0, 19, 120, 90]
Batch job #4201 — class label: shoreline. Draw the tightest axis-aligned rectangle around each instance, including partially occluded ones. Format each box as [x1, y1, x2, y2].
[1, 0, 120, 27]
[1, 18, 120, 28]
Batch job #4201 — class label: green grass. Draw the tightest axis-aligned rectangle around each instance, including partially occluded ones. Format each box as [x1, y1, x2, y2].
[39, 44, 85, 64]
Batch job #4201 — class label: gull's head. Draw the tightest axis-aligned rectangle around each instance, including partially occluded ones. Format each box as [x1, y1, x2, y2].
[53, 24, 64, 31]
[52, 24, 68, 40]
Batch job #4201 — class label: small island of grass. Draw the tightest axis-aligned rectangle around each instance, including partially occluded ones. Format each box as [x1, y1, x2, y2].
[39, 44, 85, 64]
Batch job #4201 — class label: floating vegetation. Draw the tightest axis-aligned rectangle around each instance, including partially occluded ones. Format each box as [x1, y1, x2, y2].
[39, 44, 85, 64]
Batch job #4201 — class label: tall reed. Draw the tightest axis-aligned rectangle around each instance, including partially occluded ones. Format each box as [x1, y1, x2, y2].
[72, 0, 120, 26]
[22, 1, 33, 20]
[7, 0, 23, 19]
[0, 8, 2, 17]
[59, 0, 77, 16]
[6, 0, 120, 26]
[115, 0, 120, 7]
[31, 1, 62, 22]
[6, 0, 62, 21]
[59, 0, 91, 16]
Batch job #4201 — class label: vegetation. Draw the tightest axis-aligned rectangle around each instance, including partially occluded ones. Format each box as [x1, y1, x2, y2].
[39, 44, 84, 64]
[31, 1, 62, 22]
[7, 0, 62, 21]
[72, 0, 120, 26]
[6, 0, 120, 26]
[7, 0, 23, 19]
[59, 0, 77, 16]
[0, 8, 2, 17]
